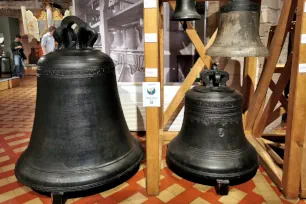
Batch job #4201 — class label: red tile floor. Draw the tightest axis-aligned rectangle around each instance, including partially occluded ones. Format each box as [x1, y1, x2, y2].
[0, 77, 305, 204]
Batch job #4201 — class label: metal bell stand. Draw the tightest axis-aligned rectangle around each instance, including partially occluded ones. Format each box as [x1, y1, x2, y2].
[144, 0, 306, 199]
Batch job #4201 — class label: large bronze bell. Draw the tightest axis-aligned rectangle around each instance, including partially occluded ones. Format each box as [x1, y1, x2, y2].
[206, 0, 269, 57]
[15, 16, 143, 203]
[172, 0, 201, 21]
[166, 66, 258, 195]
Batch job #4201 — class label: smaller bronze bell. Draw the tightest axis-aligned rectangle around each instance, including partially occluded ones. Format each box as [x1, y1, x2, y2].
[206, 0, 269, 57]
[172, 0, 201, 21]
[166, 65, 258, 195]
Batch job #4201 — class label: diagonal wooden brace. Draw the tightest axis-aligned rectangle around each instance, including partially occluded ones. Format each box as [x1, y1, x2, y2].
[163, 29, 217, 127]
[162, 2, 218, 127]
[245, 0, 297, 131]
[253, 53, 292, 138]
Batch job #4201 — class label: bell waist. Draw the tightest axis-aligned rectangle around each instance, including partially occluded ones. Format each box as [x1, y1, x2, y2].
[183, 144, 249, 160]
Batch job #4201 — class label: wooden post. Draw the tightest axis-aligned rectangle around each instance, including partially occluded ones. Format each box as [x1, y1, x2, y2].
[301, 126, 306, 198]
[243, 0, 261, 116]
[283, 0, 306, 199]
[245, 0, 297, 131]
[99, 0, 110, 54]
[253, 54, 292, 138]
[158, 2, 165, 190]
[163, 29, 217, 127]
[144, 0, 161, 195]
[243, 57, 257, 114]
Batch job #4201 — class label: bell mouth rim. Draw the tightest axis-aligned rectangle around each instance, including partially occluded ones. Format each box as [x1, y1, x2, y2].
[170, 13, 202, 21]
[206, 48, 270, 58]
[166, 153, 258, 186]
[15, 158, 142, 193]
[19, 146, 138, 174]
[170, 17, 202, 21]
[15, 146, 144, 192]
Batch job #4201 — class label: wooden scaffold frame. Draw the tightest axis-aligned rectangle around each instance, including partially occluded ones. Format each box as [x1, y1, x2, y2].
[143, 0, 306, 199]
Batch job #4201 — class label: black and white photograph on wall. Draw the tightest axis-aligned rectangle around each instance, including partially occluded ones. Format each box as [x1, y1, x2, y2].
[73, 0, 208, 83]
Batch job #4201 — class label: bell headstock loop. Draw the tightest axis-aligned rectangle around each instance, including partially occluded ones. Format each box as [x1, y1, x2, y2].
[201, 66, 229, 87]
[54, 16, 98, 49]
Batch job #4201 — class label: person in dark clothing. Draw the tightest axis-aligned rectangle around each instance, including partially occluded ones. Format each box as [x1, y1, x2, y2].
[10, 35, 26, 77]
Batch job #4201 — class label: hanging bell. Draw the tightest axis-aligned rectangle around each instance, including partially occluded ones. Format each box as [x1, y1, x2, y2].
[206, 0, 269, 57]
[111, 30, 123, 49]
[166, 65, 258, 195]
[126, 27, 140, 50]
[120, 29, 127, 49]
[137, 18, 144, 51]
[172, 0, 201, 21]
[15, 16, 143, 202]
[109, 30, 114, 46]
[172, 0, 201, 30]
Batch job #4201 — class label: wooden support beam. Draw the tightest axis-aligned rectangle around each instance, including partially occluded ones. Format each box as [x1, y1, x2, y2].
[252, 98, 266, 137]
[268, 81, 289, 111]
[246, 133, 283, 189]
[283, 0, 306, 199]
[261, 138, 285, 150]
[243, 0, 261, 116]
[301, 128, 306, 198]
[163, 59, 203, 127]
[169, 2, 213, 68]
[245, 0, 297, 131]
[243, 57, 257, 114]
[144, 2, 161, 195]
[163, 131, 179, 141]
[266, 106, 286, 127]
[164, 101, 184, 130]
[253, 54, 292, 138]
[257, 138, 284, 166]
[263, 129, 286, 137]
[163, 29, 218, 127]
[158, 3, 165, 191]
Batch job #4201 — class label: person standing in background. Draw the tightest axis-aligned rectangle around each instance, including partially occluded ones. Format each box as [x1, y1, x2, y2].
[41, 26, 56, 55]
[10, 35, 26, 77]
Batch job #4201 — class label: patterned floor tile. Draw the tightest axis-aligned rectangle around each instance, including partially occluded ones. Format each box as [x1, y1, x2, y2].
[190, 197, 210, 204]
